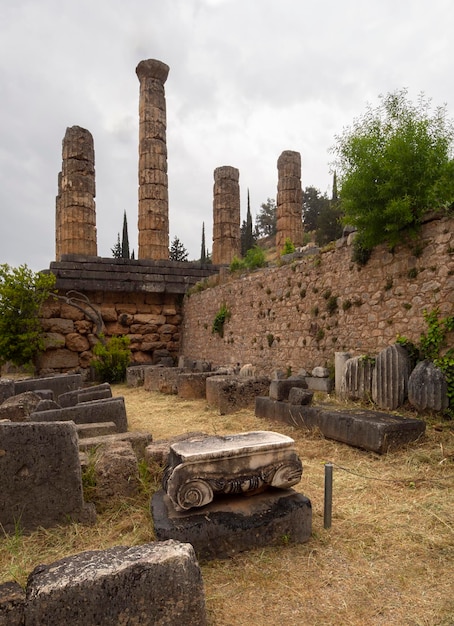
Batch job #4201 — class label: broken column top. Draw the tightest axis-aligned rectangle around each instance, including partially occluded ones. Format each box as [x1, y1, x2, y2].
[214, 165, 240, 181]
[170, 430, 296, 462]
[136, 58, 169, 83]
[277, 150, 301, 168]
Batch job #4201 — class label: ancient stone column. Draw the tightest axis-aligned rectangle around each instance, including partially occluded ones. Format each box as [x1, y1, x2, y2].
[136, 59, 170, 260]
[55, 126, 97, 260]
[212, 166, 240, 265]
[276, 150, 304, 251]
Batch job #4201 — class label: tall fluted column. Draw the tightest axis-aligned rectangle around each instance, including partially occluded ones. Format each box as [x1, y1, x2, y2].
[212, 166, 240, 265]
[136, 59, 170, 260]
[55, 126, 97, 260]
[276, 150, 304, 251]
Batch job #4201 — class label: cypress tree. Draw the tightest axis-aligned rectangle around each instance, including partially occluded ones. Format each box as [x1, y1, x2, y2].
[200, 222, 206, 263]
[121, 211, 130, 259]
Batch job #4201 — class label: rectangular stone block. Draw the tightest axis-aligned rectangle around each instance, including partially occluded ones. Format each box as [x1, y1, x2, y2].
[177, 372, 213, 399]
[58, 383, 112, 407]
[152, 489, 312, 560]
[29, 397, 128, 432]
[0, 421, 93, 533]
[269, 377, 307, 401]
[144, 366, 183, 394]
[14, 374, 82, 397]
[25, 541, 206, 626]
[255, 398, 425, 454]
[78, 431, 153, 460]
[305, 377, 334, 393]
[206, 376, 270, 415]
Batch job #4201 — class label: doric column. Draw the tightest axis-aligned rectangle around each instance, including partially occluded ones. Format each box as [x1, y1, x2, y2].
[276, 150, 304, 250]
[56, 126, 97, 260]
[136, 59, 170, 260]
[212, 166, 241, 265]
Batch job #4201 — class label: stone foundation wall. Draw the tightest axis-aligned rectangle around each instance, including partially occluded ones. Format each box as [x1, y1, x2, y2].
[38, 291, 182, 376]
[181, 216, 454, 375]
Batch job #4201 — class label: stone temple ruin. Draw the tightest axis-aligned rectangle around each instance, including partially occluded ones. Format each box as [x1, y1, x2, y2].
[1, 56, 451, 624]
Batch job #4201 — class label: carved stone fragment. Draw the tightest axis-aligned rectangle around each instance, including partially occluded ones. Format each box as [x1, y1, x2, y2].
[372, 344, 412, 410]
[163, 431, 302, 511]
[342, 356, 375, 401]
[408, 360, 448, 412]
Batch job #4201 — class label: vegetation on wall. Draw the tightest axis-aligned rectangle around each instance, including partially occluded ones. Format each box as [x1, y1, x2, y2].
[212, 303, 230, 338]
[332, 89, 454, 259]
[0, 264, 56, 370]
[230, 246, 266, 272]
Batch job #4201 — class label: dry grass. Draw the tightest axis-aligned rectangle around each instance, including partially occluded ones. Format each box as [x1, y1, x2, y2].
[1, 384, 453, 625]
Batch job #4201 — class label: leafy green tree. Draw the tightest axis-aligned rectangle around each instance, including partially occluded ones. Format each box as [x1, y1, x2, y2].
[169, 236, 189, 262]
[332, 89, 454, 252]
[255, 198, 277, 237]
[0, 264, 56, 369]
[302, 186, 330, 232]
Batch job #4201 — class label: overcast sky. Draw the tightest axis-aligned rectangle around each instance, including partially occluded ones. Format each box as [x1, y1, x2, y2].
[1, 0, 453, 269]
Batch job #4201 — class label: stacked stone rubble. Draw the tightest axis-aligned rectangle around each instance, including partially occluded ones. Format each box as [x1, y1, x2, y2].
[212, 166, 241, 265]
[276, 150, 304, 250]
[136, 59, 170, 260]
[56, 126, 97, 260]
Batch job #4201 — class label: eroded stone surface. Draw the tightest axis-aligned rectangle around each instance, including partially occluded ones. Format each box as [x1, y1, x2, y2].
[163, 431, 302, 511]
[372, 344, 412, 409]
[25, 540, 206, 626]
[408, 360, 448, 412]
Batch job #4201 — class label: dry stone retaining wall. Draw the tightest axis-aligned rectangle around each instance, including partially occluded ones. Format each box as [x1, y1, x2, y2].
[181, 216, 454, 375]
[38, 291, 182, 376]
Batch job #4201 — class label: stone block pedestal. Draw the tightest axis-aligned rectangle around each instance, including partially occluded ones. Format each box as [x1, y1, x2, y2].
[152, 488, 312, 560]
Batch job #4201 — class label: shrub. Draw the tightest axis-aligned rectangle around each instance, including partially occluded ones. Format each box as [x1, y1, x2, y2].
[91, 335, 131, 383]
[212, 304, 230, 338]
[0, 264, 56, 369]
[281, 238, 295, 256]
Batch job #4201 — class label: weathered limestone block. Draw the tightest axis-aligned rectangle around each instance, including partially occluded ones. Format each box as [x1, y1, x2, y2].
[143, 366, 183, 394]
[75, 421, 117, 439]
[288, 388, 313, 405]
[29, 397, 128, 432]
[311, 366, 329, 378]
[408, 360, 449, 412]
[305, 377, 334, 393]
[0, 421, 94, 532]
[14, 373, 82, 397]
[163, 431, 302, 511]
[372, 344, 412, 409]
[269, 377, 307, 401]
[93, 441, 140, 505]
[276, 150, 304, 250]
[126, 364, 154, 387]
[36, 348, 80, 370]
[342, 356, 375, 401]
[25, 541, 207, 626]
[256, 398, 426, 453]
[0, 379, 15, 404]
[239, 363, 257, 377]
[177, 372, 213, 399]
[212, 166, 241, 265]
[58, 383, 112, 407]
[79, 431, 152, 461]
[206, 375, 270, 414]
[136, 59, 170, 260]
[152, 489, 312, 560]
[0, 581, 25, 626]
[0, 392, 42, 421]
[65, 332, 90, 352]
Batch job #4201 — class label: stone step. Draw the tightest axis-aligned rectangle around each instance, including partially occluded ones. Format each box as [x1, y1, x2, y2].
[255, 397, 426, 454]
[76, 421, 118, 439]
[29, 397, 128, 432]
[78, 431, 153, 460]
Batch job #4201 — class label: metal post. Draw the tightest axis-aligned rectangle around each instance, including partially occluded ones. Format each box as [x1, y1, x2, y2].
[324, 462, 333, 529]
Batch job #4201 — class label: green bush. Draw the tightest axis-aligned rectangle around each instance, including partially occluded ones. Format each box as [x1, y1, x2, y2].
[230, 246, 266, 272]
[281, 238, 295, 256]
[0, 264, 56, 369]
[91, 335, 131, 383]
[212, 304, 230, 338]
[332, 89, 454, 252]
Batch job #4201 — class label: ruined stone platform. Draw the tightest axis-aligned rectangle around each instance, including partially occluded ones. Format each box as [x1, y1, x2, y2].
[152, 488, 312, 560]
[255, 398, 426, 454]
